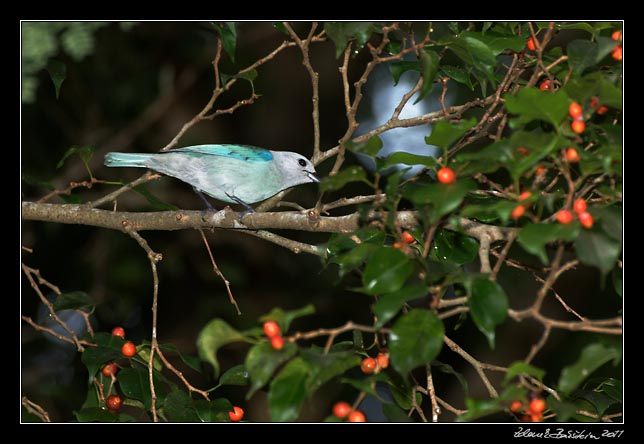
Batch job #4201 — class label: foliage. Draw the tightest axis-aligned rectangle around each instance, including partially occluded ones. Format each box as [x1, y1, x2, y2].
[21, 21, 622, 423]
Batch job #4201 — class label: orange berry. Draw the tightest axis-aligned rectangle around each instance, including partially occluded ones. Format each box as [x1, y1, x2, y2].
[571, 119, 586, 134]
[611, 30, 622, 41]
[263, 321, 281, 338]
[526, 37, 536, 51]
[518, 191, 532, 202]
[270, 335, 284, 350]
[401, 231, 415, 244]
[565, 148, 581, 163]
[332, 401, 352, 419]
[228, 406, 244, 422]
[511, 205, 526, 220]
[106, 394, 122, 412]
[568, 102, 583, 119]
[535, 165, 547, 176]
[392, 241, 402, 249]
[539, 79, 552, 91]
[360, 357, 377, 374]
[111, 327, 125, 338]
[121, 341, 136, 358]
[348, 410, 366, 422]
[589, 96, 600, 109]
[510, 401, 523, 413]
[573, 198, 587, 214]
[101, 362, 118, 377]
[556, 209, 573, 225]
[528, 398, 547, 414]
[437, 167, 455, 184]
[597, 105, 609, 115]
[578, 211, 594, 229]
[376, 352, 389, 369]
[612, 45, 622, 61]
[530, 413, 543, 422]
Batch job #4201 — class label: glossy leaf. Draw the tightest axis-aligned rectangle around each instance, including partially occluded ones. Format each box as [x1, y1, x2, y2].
[468, 277, 508, 349]
[218, 364, 249, 387]
[362, 247, 414, 295]
[404, 179, 477, 223]
[81, 346, 121, 382]
[74, 407, 135, 423]
[517, 223, 579, 264]
[268, 357, 311, 422]
[382, 403, 414, 422]
[441, 65, 474, 90]
[344, 135, 383, 157]
[195, 398, 234, 422]
[245, 341, 298, 399]
[446, 34, 497, 83]
[425, 118, 477, 150]
[504, 88, 569, 127]
[574, 224, 622, 277]
[558, 343, 621, 395]
[212, 22, 236, 63]
[159, 343, 202, 373]
[389, 309, 444, 376]
[431, 229, 479, 265]
[300, 348, 361, 394]
[373, 284, 428, 329]
[388, 61, 421, 85]
[320, 166, 369, 192]
[457, 385, 525, 422]
[324, 22, 379, 58]
[52, 291, 93, 311]
[164, 389, 201, 422]
[380, 152, 437, 170]
[415, 50, 440, 103]
[117, 367, 157, 410]
[504, 361, 545, 382]
[196, 318, 247, 378]
[567, 40, 597, 74]
[329, 243, 377, 278]
[259, 304, 315, 332]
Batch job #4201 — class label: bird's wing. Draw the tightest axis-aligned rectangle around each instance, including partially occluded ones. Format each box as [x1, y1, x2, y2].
[168, 144, 273, 162]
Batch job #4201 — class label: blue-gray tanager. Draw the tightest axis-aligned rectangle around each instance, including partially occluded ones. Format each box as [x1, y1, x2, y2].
[104, 144, 319, 210]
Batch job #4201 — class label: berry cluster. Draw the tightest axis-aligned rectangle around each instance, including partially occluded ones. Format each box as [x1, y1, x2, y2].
[556, 198, 593, 228]
[511, 191, 532, 220]
[332, 401, 366, 422]
[263, 320, 285, 350]
[360, 351, 390, 375]
[392, 230, 416, 250]
[611, 30, 622, 61]
[102, 326, 132, 412]
[510, 393, 548, 422]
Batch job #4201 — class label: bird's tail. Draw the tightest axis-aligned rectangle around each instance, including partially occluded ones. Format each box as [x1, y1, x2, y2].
[104, 152, 154, 168]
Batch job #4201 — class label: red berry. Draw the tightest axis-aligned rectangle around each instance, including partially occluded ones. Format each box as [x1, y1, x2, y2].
[228, 406, 244, 422]
[348, 410, 366, 422]
[571, 119, 586, 134]
[392, 241, 402, 249]
[518, 191, 532, 202]
[526, 37, 536, 51]
[535, 165, 547, 176]
[528, 398, 547, 414]
[401, 231, 415, 244]
[376, 352, 389, 369]
[111, 327, 125, 338]
[578, 211, 594, 229]
[612, 45, 622, 61]
[332, 401, 352, 419]
[573, 198, 587, 214]
[510, 401, 523, 413]
[437, 167, 455, 184]
[101, 362, 118, 377]
[565, 148, 581, 163]
[121, 341, 136, 358]
[611, 30, 622, 41]
[360, 357, 377, 374]
[530, 413, 543, 422]
[568, 102, 583, 119]
[263, 321, 281, 338]
[270, 335, 284, 350]
[106, 395, 122, 412]
[539, 79, 552, 91]
[589, 96, 600, 109]
[556, 210, 573, 225]
[597, 105, 609, 115]
[511, 205, 526, 220]
[515, 146, 530, 157]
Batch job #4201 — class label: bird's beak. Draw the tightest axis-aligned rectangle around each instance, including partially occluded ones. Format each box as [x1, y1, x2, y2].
[307, 171, 320, 183]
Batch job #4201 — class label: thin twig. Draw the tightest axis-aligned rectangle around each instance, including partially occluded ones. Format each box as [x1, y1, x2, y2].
[444, 336, 498, 398]
[198, 229, 241, 315]
[155, 347, 210, 400]
[21, 315, 94, 348]
[22, 396, 52, 422]
[490, 230, 517, 281]
[426, 366, 440, 422]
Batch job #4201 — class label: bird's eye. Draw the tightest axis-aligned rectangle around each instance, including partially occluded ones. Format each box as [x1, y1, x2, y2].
[298, 159, 307, 167]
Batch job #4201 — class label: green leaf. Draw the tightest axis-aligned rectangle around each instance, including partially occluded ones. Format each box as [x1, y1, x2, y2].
[158, 343, 202, 372]
[563, 72, 622, 108]
[567, 40, 598, 75]
[572, 388, 619, 417]
[380, 152, 437, 170]
[117, 367, 162, 410]
[259, 304, 315, 332]
[268, 357, 311, 422]
[574, 225, 622, 277]
[504, 88, 569, 127]
[344, 135, 383, 158]
[505, 130, 567, 180]
[404, 178, 477, 223]
[424, 118, 477, 150]
[382, 403, 414, 422]
[46, 59, 66, 99]
[329, 243, 378, 278]
[558, 343, 621, 395]
[388, 61, 421, 85]
[505, 361, 545, 383]
[517, 223, 580, 264]
[457, 385, 525, 422]
[272, 22, 289, 35]
[441, 65, 474, 90]
[415, 50, 440, 103]
[56, 146, 94, 170]
[361, 247, 414, 295]
[431, 229, 478, 265]
[341, 374, 389, 401]
[300, 348, 361, 394]
[467, 277, 508, 349]
[433, 360, 468, 393]
[212, 22, 236, 63]
[324, 22, 380, 58]
[218, 364, 249, 387]
[196, 318, 247, 379]
[195, 398, 234, 422]
[22, 174, 55, 190]
[320, 166, 369, 192]
[131, 185, 180, 211]
[595, 377, 622, 403]
[52, 291, 94, 311]
[446, 34, 497, 83]
[81, 346, 121, 382]
[462, 30, 525, 55]
[373, 284, 428, 329]
[245, 341, 298, 399]
[91, 332, 126, 350]
[164, 389, 201, 422]
[74, 407, 135, 423]
[389, 309, 444, 376]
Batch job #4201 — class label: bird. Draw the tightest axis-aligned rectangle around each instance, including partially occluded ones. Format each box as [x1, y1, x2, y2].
[104, 144, 320, 212]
